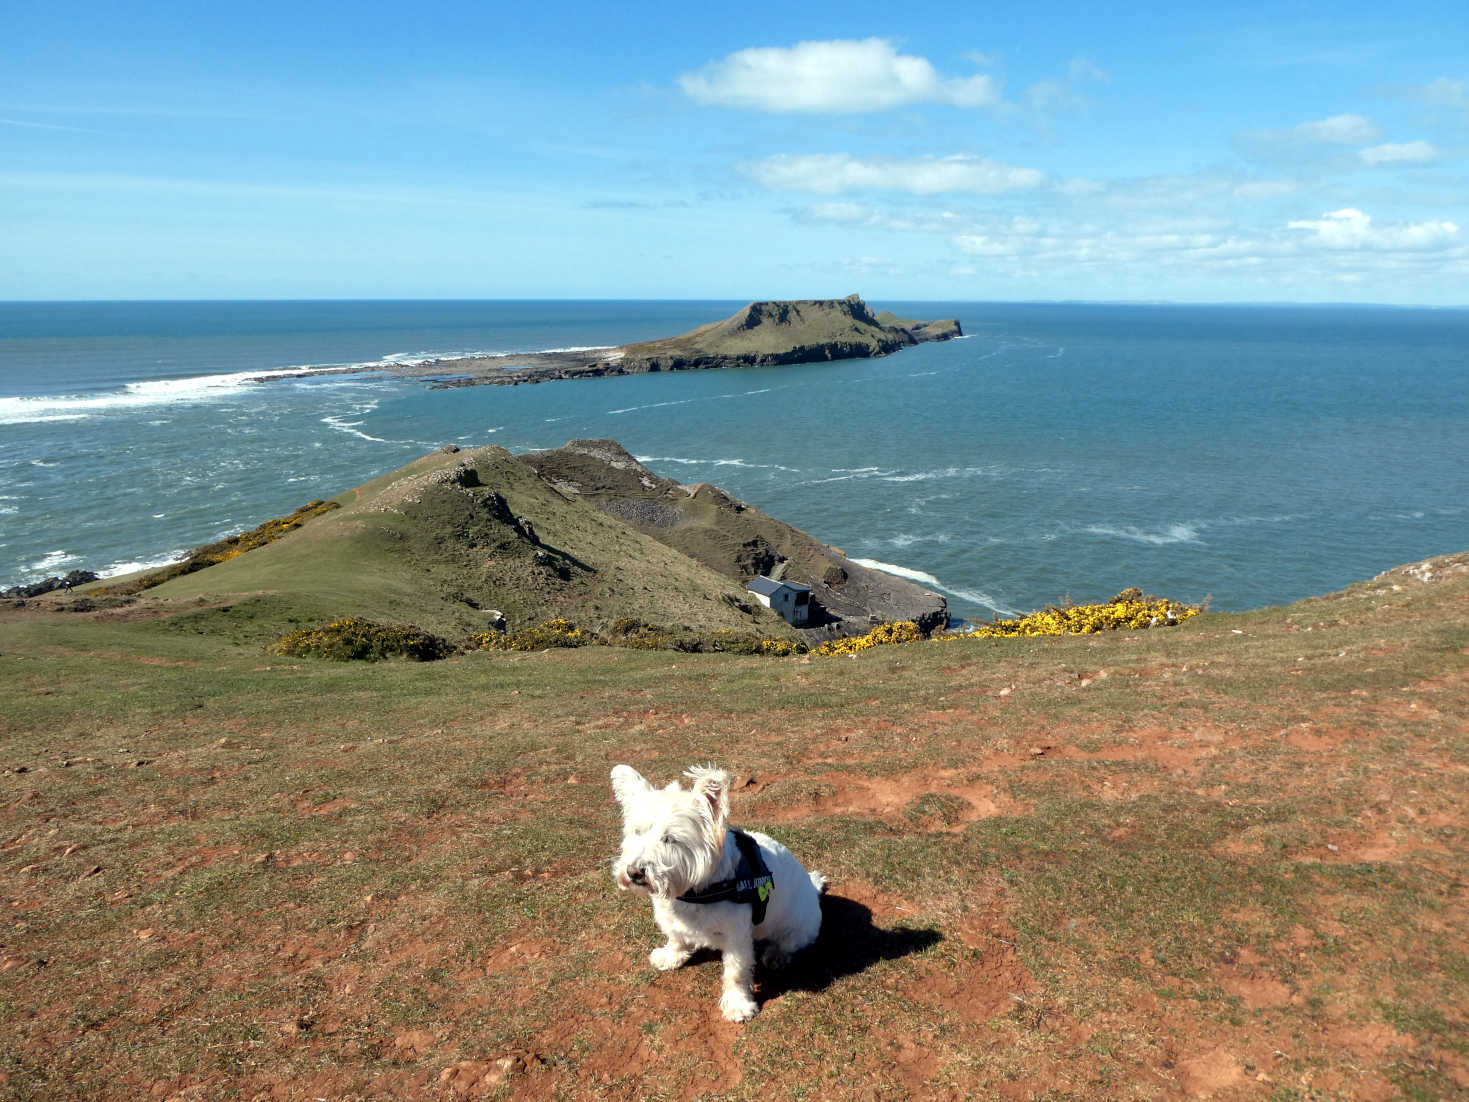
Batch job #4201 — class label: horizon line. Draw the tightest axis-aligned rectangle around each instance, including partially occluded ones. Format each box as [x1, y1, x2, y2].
[3, 296, 1467, 310]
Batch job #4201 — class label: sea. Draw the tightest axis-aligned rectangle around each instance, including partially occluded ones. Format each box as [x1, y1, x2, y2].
[2, 299, 1466, 622]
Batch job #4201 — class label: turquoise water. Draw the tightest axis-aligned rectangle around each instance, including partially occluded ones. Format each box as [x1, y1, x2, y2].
[2, 300, 1466, 619]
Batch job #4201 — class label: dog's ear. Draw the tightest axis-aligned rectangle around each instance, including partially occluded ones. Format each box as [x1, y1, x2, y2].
[610, 764, 652, 807]
[685, 765, 730, 826]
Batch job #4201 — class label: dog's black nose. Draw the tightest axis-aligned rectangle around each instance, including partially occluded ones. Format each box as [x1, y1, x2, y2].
[629, 867, 648, 885]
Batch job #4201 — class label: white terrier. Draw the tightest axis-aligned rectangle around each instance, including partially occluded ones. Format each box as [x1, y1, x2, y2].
[610, 764, 827, 1022]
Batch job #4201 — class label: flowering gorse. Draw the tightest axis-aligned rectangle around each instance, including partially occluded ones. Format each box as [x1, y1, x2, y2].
[270, 617, 454, 661]
[468, 617, 589, 651]
[945, 598, 1199, 640]
[815, 621, 922, 657]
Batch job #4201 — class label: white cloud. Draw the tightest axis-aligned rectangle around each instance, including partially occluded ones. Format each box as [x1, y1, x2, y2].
[1068, 58, 1110, 84]
[953, 234, 1018, 256]
[1023, 57, 1109, 130]
[1235, 114, 1382, 163]
[1233, 179, 1298, 199]
[1358, 140, 1438, 165]
[1294, 114, 1381, 144]
[802, 201, 875, 224]
[746, 153, 1043, 195]
[1423, 77, 1468, 110]
[678, 38, 1002, 113]
[1287, 208, 1459, 250]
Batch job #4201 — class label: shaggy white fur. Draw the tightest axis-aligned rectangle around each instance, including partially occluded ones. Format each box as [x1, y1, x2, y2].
[610, 764, 827, 1022]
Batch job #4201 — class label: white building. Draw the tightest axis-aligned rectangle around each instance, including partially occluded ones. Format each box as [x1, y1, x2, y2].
[745, 576, 813, 627]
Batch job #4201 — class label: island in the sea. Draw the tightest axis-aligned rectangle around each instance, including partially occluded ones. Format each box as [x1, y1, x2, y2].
[393, 293, 962, 388]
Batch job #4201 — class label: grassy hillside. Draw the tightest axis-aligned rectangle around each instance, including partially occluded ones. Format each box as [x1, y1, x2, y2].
[1, 553, 1464, 1099]
[44, 445, 797, 648]
[620, 294, 958, 363]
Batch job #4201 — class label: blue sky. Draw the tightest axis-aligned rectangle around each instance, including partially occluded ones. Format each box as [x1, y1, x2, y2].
[5, 1, 1467, 303]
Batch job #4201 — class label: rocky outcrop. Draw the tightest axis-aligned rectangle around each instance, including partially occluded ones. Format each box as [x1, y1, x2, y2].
[2, 570, 99, 601]
[517, 439, 947, 639]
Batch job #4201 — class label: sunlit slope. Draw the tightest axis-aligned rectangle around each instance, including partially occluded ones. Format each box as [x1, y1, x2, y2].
[115, 445, 794, 641]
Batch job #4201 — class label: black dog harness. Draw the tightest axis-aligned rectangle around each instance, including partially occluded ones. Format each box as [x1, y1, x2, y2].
[677, 829, 774, 924]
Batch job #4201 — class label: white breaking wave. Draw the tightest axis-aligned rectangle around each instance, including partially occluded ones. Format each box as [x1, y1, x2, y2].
[99, 551, 188, 579]
[850, 557, 1019, 617]
[634, 454, 800, 473]
[607, 385, 781, 418]
[0, 366, 342, 424]
[29, 550, 80, 574]
[881, 465, 1009, 483]
[802, 466, 899, 485]
[411, 345, 614, 365]
[1083, 523, 1201, 545]
[607, 397, 700, 415]
[321, 415, 389, 443]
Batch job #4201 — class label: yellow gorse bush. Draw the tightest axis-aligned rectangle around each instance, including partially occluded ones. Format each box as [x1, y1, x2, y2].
[469, 617, 590, 651]
[815, 620, 922, 657]
[270, 617, 454, 661]
[946, 598, 1199, 640]
[814, 595, 1200, 656]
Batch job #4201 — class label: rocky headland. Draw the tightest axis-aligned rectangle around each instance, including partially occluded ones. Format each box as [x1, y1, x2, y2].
[517, 439, 948, 640]
[389, 294, 961, 388]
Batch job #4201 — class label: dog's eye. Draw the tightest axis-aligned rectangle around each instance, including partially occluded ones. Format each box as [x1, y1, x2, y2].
[661, 835, 678, 847]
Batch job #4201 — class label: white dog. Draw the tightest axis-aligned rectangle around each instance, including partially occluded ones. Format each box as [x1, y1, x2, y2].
[610, 764, 827, 1022]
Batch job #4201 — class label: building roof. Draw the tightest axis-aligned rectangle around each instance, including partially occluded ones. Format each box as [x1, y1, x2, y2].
[745, 576, 811, 597]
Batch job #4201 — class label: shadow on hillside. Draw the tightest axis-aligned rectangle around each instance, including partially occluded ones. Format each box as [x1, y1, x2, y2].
[759, 892, 942, 1000]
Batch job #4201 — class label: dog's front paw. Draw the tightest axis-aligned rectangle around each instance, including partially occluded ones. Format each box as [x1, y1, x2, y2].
[719, 990, 759, 1022]
[649, 945, 689, 971]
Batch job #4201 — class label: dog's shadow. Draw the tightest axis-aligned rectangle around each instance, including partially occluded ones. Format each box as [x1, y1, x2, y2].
[758, 892, 942, 1000]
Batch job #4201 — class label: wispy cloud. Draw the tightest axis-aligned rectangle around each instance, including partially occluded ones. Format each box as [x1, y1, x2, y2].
[1293, 114, 1381, 143]
[0, 117, 100, 133]
[1024, 57, 1110, 132]
[1359, 140, 1438, 165]
[1234, 113, 1382, 163]
[744, 153, 1043, 195]
[679, 38, 1002, 114]
[0, 169, 505, 209]
[1422, 77, 1468, 110]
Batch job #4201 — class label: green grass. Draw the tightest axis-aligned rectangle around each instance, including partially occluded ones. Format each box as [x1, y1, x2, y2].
[0, 553, 1465, 1098]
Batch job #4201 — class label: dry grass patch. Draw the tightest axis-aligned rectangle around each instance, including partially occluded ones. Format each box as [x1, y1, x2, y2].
[1, 557, 1465, 1098]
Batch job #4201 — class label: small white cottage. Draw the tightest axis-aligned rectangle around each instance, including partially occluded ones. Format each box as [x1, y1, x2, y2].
[745, 576, 813, 627]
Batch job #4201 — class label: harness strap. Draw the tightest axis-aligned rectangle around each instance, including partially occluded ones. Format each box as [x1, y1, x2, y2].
[676, 829, 774, 924]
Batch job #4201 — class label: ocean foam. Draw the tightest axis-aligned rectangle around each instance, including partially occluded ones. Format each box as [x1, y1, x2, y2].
[634, 455, 800, 473]
[320, 415, 389, 443]
[0, 367, 343, 424]
[1082, 523, 1201, 545]
[29, 550, 80, 574]
[99, 551, 188, 578]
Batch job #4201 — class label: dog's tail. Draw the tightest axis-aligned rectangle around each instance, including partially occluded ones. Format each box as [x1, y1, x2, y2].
[809, 870, 829, 895]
